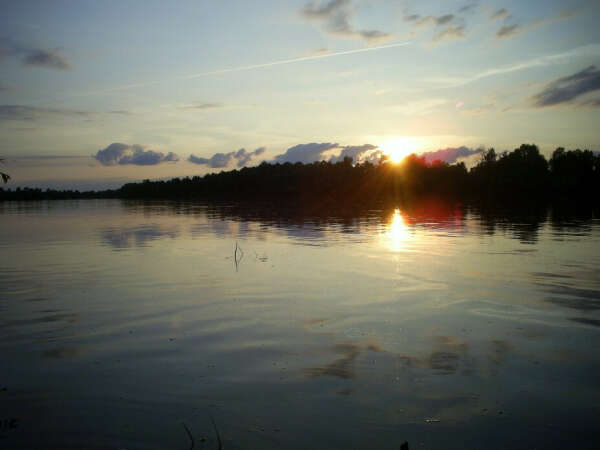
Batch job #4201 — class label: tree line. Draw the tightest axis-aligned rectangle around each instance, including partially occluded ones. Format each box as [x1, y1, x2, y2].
[1, 144, 598, 204]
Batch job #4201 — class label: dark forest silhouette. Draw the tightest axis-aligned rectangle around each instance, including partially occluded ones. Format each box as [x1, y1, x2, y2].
[1, 144, 598, 204]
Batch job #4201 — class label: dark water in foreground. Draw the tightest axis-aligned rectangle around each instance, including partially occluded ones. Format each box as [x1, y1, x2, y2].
[1, 199, 599, 449]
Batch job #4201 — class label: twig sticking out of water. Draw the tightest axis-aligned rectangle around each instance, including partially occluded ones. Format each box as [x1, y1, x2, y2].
[209, 415, 223, 450]
[181, 422, 194, 450]
[234, 241, 244, 271]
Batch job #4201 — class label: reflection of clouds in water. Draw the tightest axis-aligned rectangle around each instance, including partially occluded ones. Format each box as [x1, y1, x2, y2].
[302, 329, 519, 384]
[305, 343, 382, 380]
[398, 335, 470, 375]
[303, 332, 489, 381]
[210, 220, 233, 238]
[190, 219, 267, 241]
[195, 215, 329, 244]
[284, 225, 327, 246]
[100, 225, 179, 248]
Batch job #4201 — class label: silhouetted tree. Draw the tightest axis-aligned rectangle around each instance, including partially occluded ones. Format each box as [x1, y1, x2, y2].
[0, 158, 9, 183]
[549, 147, 597, 194]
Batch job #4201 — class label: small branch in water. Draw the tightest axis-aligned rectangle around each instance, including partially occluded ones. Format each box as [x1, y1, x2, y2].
[234, 241, 244, 271]
[209, 415, 223, 450]
[182, 422, 194, 450]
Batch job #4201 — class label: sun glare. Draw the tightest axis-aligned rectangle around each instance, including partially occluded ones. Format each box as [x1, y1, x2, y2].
[383, 208, 411, 252]
[387, 148, 406, 163]
[379, 136, 422, 164]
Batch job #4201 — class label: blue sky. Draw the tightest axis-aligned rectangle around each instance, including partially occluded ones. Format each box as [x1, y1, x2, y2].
[1, 0, 599, 189]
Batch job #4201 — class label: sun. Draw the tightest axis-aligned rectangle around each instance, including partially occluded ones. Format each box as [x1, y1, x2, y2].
[386, 148, 406, 163]
[379, 136, 422, 164]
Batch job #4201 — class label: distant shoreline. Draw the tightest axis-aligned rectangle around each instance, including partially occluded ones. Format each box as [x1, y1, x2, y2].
[2, 145, 599, 205]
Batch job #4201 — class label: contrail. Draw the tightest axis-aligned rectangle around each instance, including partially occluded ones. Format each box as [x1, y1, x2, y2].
[66, 41, 410, 97]
[181, 41, 411, 79]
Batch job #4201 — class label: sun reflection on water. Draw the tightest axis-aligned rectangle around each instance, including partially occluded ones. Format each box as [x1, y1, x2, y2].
[383, 208, 412, 252]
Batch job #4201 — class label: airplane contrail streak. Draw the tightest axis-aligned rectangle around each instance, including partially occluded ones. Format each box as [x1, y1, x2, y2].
[67, 41, 411, 97]
[181, 41, 411, 79]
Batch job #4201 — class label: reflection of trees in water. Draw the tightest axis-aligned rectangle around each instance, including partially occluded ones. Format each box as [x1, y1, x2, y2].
[100, 224, 179, 249]
[115, 197, 596, 246]
[475, 201, 599, 244]
[472, 202, 549, 244]
[549, 202, 597, 237]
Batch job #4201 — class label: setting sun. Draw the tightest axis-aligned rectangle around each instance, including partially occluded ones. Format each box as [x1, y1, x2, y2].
[386, 148, 407, 163]
[379, 136, 423, 164]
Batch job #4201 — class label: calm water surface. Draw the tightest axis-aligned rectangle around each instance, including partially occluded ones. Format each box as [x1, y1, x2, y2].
[1, 199, 599, 449]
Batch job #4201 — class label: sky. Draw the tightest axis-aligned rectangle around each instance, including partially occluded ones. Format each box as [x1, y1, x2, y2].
[1, 0, 600, 190]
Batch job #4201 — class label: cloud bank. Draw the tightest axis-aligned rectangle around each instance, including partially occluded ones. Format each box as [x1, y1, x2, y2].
[190, 142, 383, 171]
[490, 9, 509, 21]
[0, 105, 89, 121]
[94, 143, 179, 166]
[420, 147, 484, 164]
[188, 147, 266, 168]
[458, 3, 478, 14]
[330, 144, 380, 163]
[532, 66, 600, 107]
[402, 9, 467, 42]
[23, 48, 70, 70]
[434, 25, 466, 42]
[273, 142, 339, 164]
[408, 14, 455, 27]
[273, 142, 381, 164]
[179, 103, 224, 110]
[0, 38, 71, 70]
[495, 24, 521, 39]
[301, 0, 393, 42]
